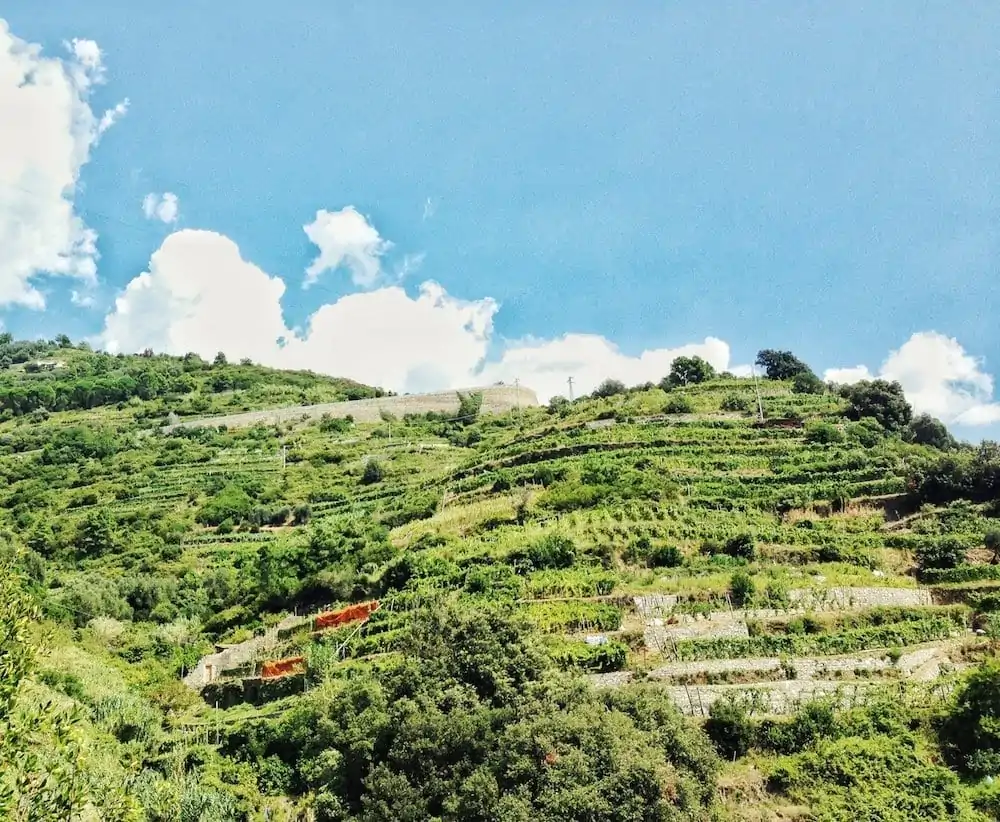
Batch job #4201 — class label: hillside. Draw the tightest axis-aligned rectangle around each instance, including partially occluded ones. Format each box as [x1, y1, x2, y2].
[3, 340, 1000, 821]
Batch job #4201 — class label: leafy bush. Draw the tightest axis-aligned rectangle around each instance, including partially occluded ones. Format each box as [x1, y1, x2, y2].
[591, 378, 627, 398]
[706, 697, 755, 759]
[729, 570, 755, 607]
[804, 421, 845, 444]
[724, 533, 756, 561]
[664, 395, 695, 414]
[361, 459, 384, 485]
[720, 394, 751, 412]
[791, 371, 825, 394]
[914, 536, 968, 571]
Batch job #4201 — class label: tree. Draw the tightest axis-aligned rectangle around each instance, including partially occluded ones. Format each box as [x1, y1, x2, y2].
[75, 508, 119, 558]
[456, 391, 483, 423]
[592, 378, 627, 399]
[54, 334, 72, 348]
[547, 395, 570, 416]
[663, 356, 715, 389]
[791, 371, 825, 395]
[904, 413, 955, 450]
[842, 379, 912, 432]
[213, 351, 228, 366]
[755, 350, 812, 381]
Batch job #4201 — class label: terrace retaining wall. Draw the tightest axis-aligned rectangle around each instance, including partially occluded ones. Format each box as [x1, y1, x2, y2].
[163, 385, 540, 432]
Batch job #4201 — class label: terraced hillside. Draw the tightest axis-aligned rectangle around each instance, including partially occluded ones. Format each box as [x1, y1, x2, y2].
[4, 339, 1000, 821]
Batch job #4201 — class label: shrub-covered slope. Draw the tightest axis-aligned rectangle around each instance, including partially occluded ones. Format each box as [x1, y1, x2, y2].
[3, 342, 1000, 821]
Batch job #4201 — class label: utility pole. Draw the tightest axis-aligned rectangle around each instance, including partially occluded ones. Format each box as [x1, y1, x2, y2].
[567, 376, 575, 402]
[751, 364, 765, 423]
[514, 378, 520, 417]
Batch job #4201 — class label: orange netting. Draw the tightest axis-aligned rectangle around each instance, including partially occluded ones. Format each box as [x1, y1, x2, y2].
[260, 655, 306, 679]
[313, 600, 380, 631]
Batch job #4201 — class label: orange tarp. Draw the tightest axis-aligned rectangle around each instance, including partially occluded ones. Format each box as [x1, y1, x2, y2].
[314, 600, 380, 631]
[261, 655, 305, 679]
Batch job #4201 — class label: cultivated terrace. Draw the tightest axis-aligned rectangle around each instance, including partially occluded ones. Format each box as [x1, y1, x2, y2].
[3, 338, 1000, 821]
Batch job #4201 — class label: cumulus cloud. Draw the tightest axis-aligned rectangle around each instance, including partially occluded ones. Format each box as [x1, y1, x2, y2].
[102, 230, 288, 365]
[303, 206, 392, 288]
[0, 22, 124, 308]
[478, 335, 733, 402]
[824, 332, 1000, 426]
[823, 365, 873, 385]
[101, 228, 741, 399]
[142, 192, 179, 224]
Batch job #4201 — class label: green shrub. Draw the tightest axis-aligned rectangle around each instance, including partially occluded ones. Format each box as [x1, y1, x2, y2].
[804, 421, 845, 444]
[664, 395, 695, 415]
[915, 536, 968, 571]
[729, 571, 755, 607]
[706, 697, 755, 759]
[361, 459, 384, 485]
[720, 394, 751, 412]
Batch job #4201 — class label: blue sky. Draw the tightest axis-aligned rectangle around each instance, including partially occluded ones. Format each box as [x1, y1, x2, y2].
[2, 2, 999, 437]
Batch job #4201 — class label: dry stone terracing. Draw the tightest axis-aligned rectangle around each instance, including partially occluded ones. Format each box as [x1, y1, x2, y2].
[163, 384, 539, 433]
[638, 587, 933, 650]
[184, 612, 309, 689]
[588, 641, 968, 715]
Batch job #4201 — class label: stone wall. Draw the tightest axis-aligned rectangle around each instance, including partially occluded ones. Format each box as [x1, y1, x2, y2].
[163, 384, 540, 433]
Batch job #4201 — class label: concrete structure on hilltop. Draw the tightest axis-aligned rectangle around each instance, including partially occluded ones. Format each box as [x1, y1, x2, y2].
[162, 384, 540, 433]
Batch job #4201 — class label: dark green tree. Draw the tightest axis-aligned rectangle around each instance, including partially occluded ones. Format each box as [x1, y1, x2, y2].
[904, 413, 955, 450]
[592, 378, 627, 399]
[842, 379, 913, 432]
[75, 508, 119, 558]
[663, 355, 715, 388]
[755, 350, 812, 380]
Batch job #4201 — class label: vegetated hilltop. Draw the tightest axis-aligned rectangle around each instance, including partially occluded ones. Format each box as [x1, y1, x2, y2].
[3, 341, 1000, 821]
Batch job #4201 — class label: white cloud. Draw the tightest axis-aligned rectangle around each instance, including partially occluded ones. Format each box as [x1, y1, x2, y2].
[303, 206, 392, 288]
[393, 252, 425, 281]
[70, 289, 95, 308]
[142, 192, 179, 224]
[102, 230, 288, 365]
[0, 21, 123, 308]
[98, 98, 129, 135]
[825, 332, 1000, 426]
[823, 365, 873, 384]
[478, 334, 733, 402]
[69, 39, 102, 75]
[102, 228, 738, 399]
[422, 197, 436, 221]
